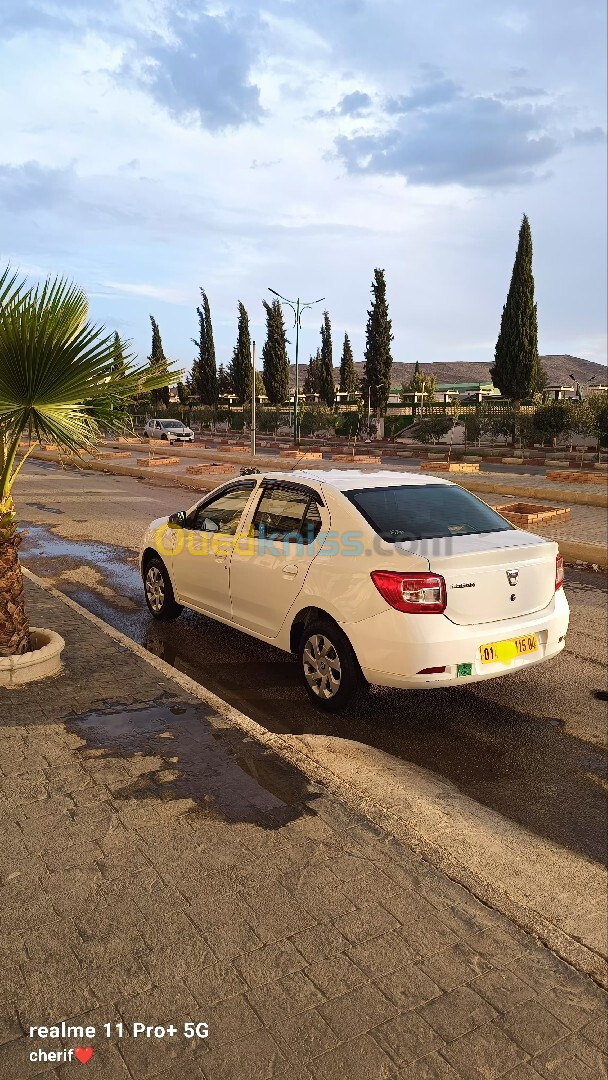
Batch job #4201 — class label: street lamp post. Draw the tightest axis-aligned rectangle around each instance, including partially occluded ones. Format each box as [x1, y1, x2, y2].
[268, 289, 324, 445]
[251, 341, 256, 457]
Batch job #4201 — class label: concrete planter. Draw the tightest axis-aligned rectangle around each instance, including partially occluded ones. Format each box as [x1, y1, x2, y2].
[0, 628, 65, 688]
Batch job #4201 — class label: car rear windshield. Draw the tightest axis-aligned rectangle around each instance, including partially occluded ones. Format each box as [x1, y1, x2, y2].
[345, 485, 513, 542]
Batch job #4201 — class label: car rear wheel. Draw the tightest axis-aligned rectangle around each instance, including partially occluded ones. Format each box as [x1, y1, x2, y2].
[143, 557, 183, 620]
[298, 618, 367, 713]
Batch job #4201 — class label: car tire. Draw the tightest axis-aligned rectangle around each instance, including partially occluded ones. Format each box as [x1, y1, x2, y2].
[143, 557, 183, 620]
[161, 433, 168, 441]
[298, 617, 367, 713]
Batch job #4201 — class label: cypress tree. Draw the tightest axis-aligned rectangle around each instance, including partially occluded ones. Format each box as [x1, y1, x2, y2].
[403, 362, 437, 402]
[230, 301, 252, 403]
[110, 331, 126, 375]
[303, 350, 321, 396]
[339, 332, 357, 393]
[261, 299, 289, 405]
[363, 268, 393, 413]
[148, 315, 170, 408]
[254, 370, 266, 400]
[192, 289, 218, 405]
[490, 214, 539, 406]
[217, 363, 232, 396]
[318, 310, 335, 407]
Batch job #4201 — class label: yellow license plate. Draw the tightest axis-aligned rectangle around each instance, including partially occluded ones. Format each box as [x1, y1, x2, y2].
[480, 634, 538, 665]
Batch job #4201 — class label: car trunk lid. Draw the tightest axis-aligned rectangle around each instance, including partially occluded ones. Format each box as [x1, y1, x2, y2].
[395, 530, 558, 625]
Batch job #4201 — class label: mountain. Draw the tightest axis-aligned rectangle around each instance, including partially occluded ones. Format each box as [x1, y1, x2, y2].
[289, 354, 606, 389]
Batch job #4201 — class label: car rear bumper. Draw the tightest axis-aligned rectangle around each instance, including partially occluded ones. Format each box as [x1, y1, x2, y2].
[345, 589, 570, 689]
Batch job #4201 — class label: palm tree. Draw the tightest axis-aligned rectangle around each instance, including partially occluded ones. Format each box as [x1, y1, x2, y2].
[0, 266, 179, 657]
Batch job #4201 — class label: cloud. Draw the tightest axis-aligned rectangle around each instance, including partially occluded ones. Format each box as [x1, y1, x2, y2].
[386, 79, 461, 114]
[1, 0, 263, 131]
[120, 8, 263, 130]
[313, 89, 373, 120]
[337, 90, 372, 116]
[99, 281, 190, 305]
[250, 159, 282, 170]
[498, 86, 548, 101]
[572, 126, 606, 145]
[335, 91, 560, 187]
[0, 160, 74, 213]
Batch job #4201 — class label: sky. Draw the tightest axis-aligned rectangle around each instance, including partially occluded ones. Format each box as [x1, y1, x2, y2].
[1, 0, 606, 380]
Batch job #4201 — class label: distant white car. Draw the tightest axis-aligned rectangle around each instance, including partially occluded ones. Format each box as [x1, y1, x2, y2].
[144, 418, 194, 443]
[139, 470, 569, 713]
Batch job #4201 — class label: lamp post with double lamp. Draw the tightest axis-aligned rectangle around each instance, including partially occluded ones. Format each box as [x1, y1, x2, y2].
[268, 289, 325, 446]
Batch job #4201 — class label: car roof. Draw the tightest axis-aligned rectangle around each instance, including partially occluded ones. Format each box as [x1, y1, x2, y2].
[261, 469, 452, 491]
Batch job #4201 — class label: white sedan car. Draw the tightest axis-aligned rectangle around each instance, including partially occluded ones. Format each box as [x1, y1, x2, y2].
[139, 471, 569, 712]
[143, 418, 195, 443]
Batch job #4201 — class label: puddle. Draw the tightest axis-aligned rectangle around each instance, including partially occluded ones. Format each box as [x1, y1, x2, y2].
[67, 699, 317, 827]
[19, 525, 142, 609]
[27, 503, 63, 514]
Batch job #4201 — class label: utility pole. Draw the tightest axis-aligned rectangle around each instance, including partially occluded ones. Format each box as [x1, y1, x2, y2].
[251, 341, 256, 457]
[268, 289, 324, 446]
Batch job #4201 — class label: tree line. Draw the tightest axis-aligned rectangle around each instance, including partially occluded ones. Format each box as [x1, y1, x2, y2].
[136, 268, 394, 412]
[135, 215, 579, 415]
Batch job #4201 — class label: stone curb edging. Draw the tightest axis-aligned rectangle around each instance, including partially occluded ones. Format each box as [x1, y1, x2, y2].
[455, 476, 607, 509]
[557, 540, 608, 569]
[19, 566, 608, 989]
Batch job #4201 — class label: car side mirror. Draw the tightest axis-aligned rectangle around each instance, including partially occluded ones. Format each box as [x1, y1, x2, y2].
[168, 511, 186, 529]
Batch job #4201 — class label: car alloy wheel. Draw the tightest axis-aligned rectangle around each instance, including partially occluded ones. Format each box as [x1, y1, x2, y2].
[303, 633, 342, 699]
[145, 565, 165, 613]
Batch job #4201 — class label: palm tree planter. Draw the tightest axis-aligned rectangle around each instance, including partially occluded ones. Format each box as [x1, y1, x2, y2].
[0, 267, 177, 684]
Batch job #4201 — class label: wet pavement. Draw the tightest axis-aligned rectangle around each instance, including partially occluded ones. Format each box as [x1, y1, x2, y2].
[5, 580, 607, 1078]
[18, 518, 608, 868]
[67, 699, 314, 828]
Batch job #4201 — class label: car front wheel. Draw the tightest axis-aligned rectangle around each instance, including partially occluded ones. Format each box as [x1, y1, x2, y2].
[298, 618, 367, 713]
[143, 557, 183, 620]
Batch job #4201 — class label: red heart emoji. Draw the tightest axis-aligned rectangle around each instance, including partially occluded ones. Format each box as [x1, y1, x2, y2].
[74, 1048, 94, 1064]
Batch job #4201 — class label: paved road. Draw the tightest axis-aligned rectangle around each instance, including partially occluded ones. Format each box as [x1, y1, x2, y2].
[14, 461, 608, 964]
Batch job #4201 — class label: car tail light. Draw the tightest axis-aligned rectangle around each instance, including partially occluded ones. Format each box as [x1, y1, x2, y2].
[555, 554, 564, 591]
[371, 571, 447, 613]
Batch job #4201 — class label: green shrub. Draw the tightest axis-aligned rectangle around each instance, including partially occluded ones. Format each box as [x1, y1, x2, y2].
[417, 415, 453, 443]
[334, 412, 361, 437]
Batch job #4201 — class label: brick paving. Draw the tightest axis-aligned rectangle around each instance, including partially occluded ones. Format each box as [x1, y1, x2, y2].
[0, 580, 606, 1080]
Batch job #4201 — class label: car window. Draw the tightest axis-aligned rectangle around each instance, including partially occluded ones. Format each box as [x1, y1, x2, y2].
[189, 485, 255, 535]
[345, 485, 514, 542]
[251, 488, 312, 542]
[302, 499, 323, 542]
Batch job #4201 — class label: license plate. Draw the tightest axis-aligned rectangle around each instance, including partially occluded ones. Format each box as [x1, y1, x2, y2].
[480, 634, 538, 665]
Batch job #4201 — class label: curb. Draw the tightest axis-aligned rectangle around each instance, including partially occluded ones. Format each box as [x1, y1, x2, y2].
[20, 566, 608, 990]
[456, 476, 607, 509]
[558, 540, 608, 569]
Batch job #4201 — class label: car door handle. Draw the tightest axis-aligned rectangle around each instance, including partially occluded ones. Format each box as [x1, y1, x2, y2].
[282, 564, 299, 578]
